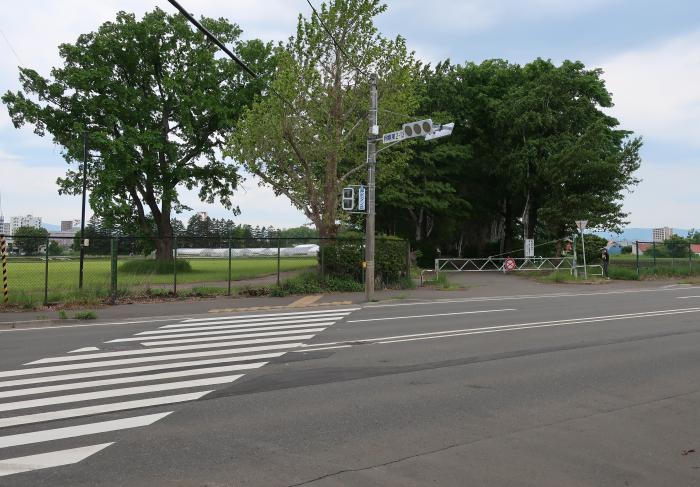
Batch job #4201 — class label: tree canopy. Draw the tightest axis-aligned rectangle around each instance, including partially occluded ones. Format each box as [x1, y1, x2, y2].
[3, 8, 275, 260]
[226, 0, 417, 238]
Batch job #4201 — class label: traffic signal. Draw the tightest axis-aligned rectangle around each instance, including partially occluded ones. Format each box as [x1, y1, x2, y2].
[342, 187, 355, 211]
[402, 119, 433, 139]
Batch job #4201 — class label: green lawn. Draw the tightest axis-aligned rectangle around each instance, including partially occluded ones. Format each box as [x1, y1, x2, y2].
[2, 256, 316, 305]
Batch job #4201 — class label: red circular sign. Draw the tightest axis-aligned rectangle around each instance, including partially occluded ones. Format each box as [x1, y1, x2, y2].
[504, 258, 517, 272]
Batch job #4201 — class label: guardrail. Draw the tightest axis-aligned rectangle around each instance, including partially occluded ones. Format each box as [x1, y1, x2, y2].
[435, 257, 575, 275]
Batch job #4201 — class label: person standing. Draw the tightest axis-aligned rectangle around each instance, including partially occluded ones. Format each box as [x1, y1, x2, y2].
[601, 247, 610, 278]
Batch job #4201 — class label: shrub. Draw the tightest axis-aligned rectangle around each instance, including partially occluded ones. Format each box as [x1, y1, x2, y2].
[319, 234, 408, 286]
[120, 259, 192, 274]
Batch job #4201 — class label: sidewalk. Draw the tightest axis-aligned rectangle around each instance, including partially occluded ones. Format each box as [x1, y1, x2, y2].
[0, 272, 680, 327]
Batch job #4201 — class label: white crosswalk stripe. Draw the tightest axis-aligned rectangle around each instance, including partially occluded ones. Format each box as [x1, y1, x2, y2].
[113, 323, 334, 342]
[0, 307, 353, 477]
[0, 443, 113, 477]
[158, 315, 347, 330]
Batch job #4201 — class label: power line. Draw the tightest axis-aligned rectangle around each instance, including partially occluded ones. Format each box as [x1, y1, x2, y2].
[166, 0, 296, 111]
[304, 0, 369, 78]
[0, 28, 23, 65]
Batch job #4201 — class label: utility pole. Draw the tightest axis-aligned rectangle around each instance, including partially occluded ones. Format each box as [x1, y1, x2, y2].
[79, 130, 88, 289]
[365, 73, 378, 301]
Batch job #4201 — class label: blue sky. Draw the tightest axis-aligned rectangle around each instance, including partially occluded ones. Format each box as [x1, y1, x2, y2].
[1, 0, 698, 229]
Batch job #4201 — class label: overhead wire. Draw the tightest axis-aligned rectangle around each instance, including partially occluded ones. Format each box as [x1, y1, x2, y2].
[304, 0, 369, 78]
[0, 28, 23, 65]
[166, 0, 298, 112]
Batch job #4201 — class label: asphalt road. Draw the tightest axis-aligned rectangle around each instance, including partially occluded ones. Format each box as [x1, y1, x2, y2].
[1, 283, 700, 486]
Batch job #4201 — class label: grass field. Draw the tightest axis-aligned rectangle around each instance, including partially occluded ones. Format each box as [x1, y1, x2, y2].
[1, 256, 316, 306]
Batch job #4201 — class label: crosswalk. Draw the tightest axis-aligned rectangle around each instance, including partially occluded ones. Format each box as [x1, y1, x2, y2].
[0, 307, 357, 478]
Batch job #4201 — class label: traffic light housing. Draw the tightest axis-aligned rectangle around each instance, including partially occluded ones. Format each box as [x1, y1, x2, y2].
[342, 187, 355, 211]
[402, 119, 433, 139]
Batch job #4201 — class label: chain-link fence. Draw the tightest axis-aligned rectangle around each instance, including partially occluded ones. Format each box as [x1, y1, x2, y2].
[0, 234, 410, 307]
[610, 241, 700, 278]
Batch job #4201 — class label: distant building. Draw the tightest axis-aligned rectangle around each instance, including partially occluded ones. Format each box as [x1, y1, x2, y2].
[652, 227, 673, 243]
[197, 211, 209, 221]
[61, 220, 81, 232]
[10, 214, 42, 234]
[0, 215, 10, 236]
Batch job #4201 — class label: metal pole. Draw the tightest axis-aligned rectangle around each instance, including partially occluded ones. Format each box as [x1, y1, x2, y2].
[276, 233, 281, 286]
[572, 234, 578, 278]
[581, 230, 587, 279]
[79, 130, 88, 289]
[690, 242, 693, 275]
[636, 240, 640, 278]
[43, 236, 49, 306]
[365, 73, 378, 301]
[173, 237, 177, 295]
[653, 241, 657, 272]
[227, 235, 232, 296]
[0, 234, 8, 304]
[110, 237, 118, 305]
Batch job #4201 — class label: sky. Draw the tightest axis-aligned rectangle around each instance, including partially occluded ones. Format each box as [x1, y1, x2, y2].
[0, 0, 698, 229]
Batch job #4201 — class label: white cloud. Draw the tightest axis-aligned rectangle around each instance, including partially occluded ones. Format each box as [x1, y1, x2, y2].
[622, 159, 700, 228]
[387, 0, 613, 34]
[599, 29, 700, 145]
[176, 175, 310, 229]
[0, 150, 82, 224]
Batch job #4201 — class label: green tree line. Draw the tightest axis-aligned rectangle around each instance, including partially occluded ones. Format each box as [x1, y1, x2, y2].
[3, 1, 642, 264]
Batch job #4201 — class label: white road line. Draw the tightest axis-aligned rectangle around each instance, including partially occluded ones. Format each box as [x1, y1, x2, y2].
[0, 375, 244, 412]
[301, 307, 700, 348]
[0, 412, 171, 449]
[68, 347, 100, 354]
[141, 328, 326, 347]
[0, 363, 266, 399]
[161, 315, 346, 330]
[364, 287, 700, 309]
[0, 350, 289, 378]
[27, 336, 315, 364]
[677, 296, 700, 299]
[115, 323, 335, 341]
[183, 308, 358, 323]
[0, 358, 270, 390]
[0, 391, 209, 429]
[0, 443, 113, 477]
[347, 308, 516, 323]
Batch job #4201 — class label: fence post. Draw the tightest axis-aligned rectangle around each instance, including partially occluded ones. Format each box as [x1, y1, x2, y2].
[652, 241, 657, 273]
[636, 241, 640, 278]
[276, 233, 282, 287]
[689, 242, 693, 275]
[173, 237, 177, 296]
[110, 237, 118, 305]
[44, 236, 49, 306]
[0, 235, 8, 304]
[227, 235, 232, 296]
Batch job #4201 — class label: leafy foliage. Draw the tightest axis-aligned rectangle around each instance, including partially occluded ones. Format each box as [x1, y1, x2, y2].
[3, 8, 275, 260]
[13, 226, 49, 255]
[227, 0, 417, 238]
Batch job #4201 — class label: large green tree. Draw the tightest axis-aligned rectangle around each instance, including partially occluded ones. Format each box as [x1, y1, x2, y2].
[13, 227, 49, 255]
[227, 0, 417, 238]
[3, 8, 274, 260]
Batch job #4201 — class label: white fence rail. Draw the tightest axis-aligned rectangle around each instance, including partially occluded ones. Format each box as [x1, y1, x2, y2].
[435, 257, 575, 274]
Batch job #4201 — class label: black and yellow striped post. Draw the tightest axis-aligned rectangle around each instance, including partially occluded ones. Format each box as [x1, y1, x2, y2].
[0, 234, 8, 304]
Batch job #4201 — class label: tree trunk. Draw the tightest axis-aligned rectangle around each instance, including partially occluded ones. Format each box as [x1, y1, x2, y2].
[503, 198, 512, 253]
[154, 212, 174, 261]
[521, 190, 537, 240]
